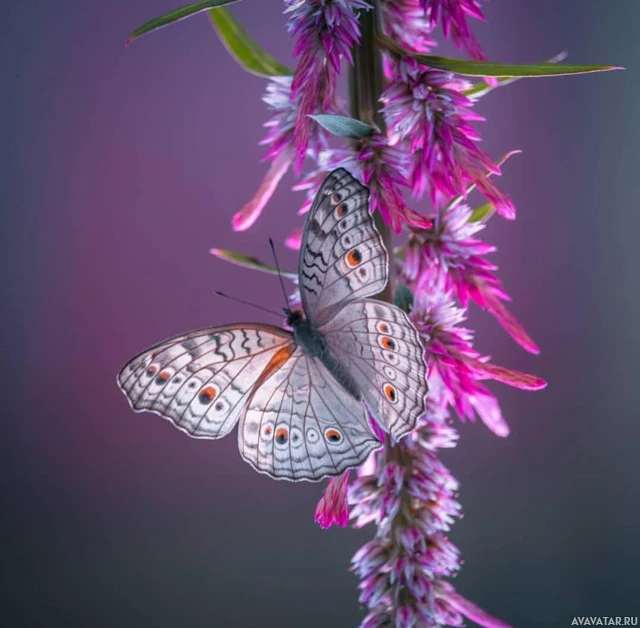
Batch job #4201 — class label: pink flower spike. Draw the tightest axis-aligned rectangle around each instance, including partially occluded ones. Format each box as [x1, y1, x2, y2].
[444, 586, 513, 628]
[315, 470, 351, 529]
[231, 151, 292, 231]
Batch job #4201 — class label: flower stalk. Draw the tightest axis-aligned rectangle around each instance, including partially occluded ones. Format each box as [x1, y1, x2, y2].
[350, 2, 394, 302]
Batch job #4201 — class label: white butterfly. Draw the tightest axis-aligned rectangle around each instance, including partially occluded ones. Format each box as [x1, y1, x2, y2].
[118, 168, 428, 481]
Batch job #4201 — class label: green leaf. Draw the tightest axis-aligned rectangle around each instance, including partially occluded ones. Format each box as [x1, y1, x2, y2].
[207, 8, 293, 77]
[127, 0, 241, 44]
[210, 248, 296, 279]
[309, 114, 374, 139]
[394, 283, 414, 313]
[468, 202, 494, 223]
[464, 52, 568, 98]
[377, 34, 622, 78]
[419, 55, 621, 78]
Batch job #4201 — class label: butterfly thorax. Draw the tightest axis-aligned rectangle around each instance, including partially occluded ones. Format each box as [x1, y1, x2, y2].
[287, 309, 362, 401]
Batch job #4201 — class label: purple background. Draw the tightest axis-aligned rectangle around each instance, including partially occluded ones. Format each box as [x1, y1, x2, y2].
[2, 1, 638, 626]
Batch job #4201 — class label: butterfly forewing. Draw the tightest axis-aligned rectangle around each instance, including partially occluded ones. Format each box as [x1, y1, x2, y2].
[321, 299, 428, 440]
[118, 325, 293, 439]
[239, 349, 381, 480]
[299, 168, 388, 325]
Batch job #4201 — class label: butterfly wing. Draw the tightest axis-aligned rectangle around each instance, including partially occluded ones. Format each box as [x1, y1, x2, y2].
[239, 348, 381, 481]
[117, 324, 293, 439]
[321, 299, 428, 441]
[299, 168, 388, 325]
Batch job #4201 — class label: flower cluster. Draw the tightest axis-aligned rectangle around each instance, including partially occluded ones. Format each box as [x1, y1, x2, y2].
[411, 279, 545, 437]
[382, 57, 514, 217]
[232, 77, 316, 231]
[285, 0, 371, 169]
[404, 200, 540, 353]
[381, 0, 436, 54]
[421, 0, 487, 59]
[348, 395, 510, 628]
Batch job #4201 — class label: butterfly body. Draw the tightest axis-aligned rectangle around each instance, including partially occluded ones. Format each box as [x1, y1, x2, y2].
[288, 308, 363, 401]
[119, 168, 428, 481]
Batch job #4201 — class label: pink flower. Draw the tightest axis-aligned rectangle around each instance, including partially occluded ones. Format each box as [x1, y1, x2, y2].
[411, 280, 545, 436]
[404, 201, 540, 353]
[296, 135, 432, 233]
[421, 0, 487, 60]
[437, 581, 514, 628]
[382, 57, 514, 218]
[232, 77, 332, 231]
[286, 0, 370, 170]
[315, 470, 351, 529]
[232, 150, 293, 231]
[381, 0, 437, 53]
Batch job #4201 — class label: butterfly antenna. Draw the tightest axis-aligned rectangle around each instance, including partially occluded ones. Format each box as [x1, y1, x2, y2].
[214, 291, 282, 318]
[269, 238, 293, 311]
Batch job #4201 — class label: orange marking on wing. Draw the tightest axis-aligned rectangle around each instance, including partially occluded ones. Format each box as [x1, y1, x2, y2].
[380, 336, 396, 351]
[253, 344, 295, 390]
[325, 428, 342, 442]
[242, 342, 295, 431]
[146, 365, 158, 376]
[383, 383, 397, 403]
[198, 385, 217, 404]
[378, 323, 389, 333]
[346, 249, 362, 268]
[157, 371, 170, 382]
[335, 203, 346, 217]
[275, 427, 289, 444]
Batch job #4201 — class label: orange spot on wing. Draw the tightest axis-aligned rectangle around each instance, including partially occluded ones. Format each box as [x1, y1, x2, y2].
[245, 344, 296, 410]
[335, 203, 347, 217]
[381, 336, 396, 351]
[198, 386, 217, 404]
[146, 365, 158, 376]
[275, 427, 289, 444]
[378, 323, 389, 333]
[383, 383, 397, 403]
[325, 429, 342, 442]
[346, 249, 362, 268]
[157, 371, 170, 383]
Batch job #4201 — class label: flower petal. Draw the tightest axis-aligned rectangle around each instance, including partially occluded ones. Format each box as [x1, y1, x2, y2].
[314, 470, 351, 529]
[231, 151, 292, 231]
[471, 392, 509, 437]
[284, 225, 303, 250]
[469, 358, 547, 391]
[485, 293, 540, 354]
[444, 587, 513, 628]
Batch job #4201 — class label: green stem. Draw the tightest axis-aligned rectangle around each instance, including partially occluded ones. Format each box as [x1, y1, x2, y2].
[350, 0, 394, 303]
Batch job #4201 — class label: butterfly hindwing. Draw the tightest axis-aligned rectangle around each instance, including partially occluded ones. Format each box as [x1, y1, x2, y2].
[118, 325, 293, 439]
[321, 299, 428, 440]
[299, 168, 388, 324]
[239, 348, 381, 480]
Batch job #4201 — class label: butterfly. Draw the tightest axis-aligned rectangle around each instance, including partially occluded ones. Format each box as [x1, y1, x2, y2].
[118, 168, 428, 481]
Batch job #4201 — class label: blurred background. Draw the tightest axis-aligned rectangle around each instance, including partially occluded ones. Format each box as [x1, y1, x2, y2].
[1, 1, 638, 626]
